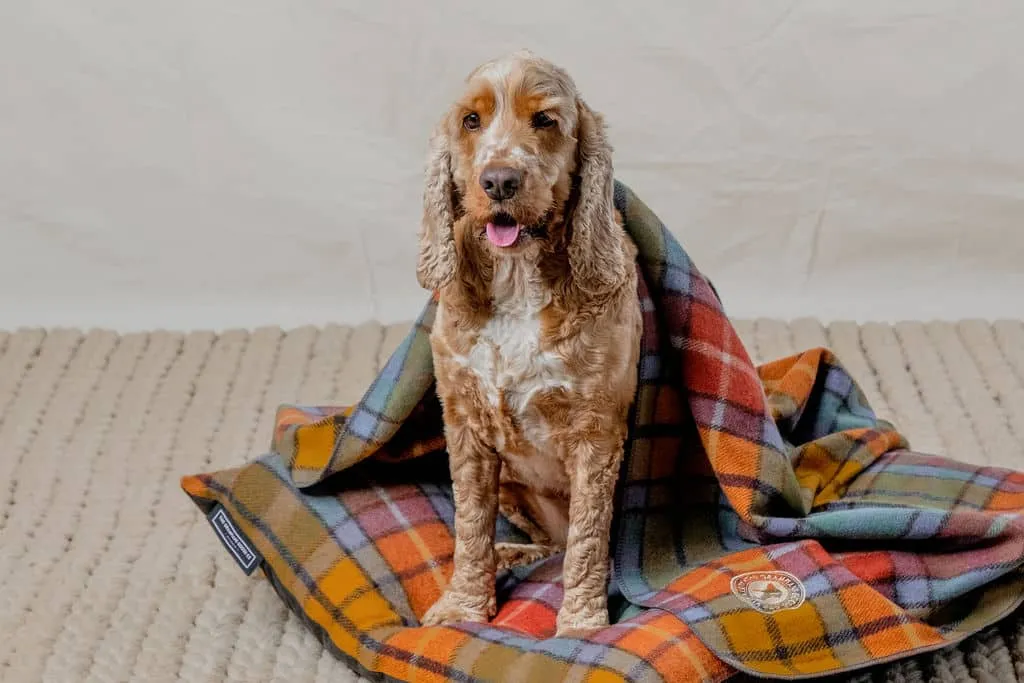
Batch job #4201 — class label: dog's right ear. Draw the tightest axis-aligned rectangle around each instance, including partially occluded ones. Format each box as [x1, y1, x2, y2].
[416, 118, 458, 292]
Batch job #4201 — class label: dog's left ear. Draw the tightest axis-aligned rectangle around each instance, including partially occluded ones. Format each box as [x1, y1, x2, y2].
[568, 99, 629, 297]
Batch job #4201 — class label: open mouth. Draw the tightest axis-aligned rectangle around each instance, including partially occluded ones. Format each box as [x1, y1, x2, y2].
[485, 212, 522, 248]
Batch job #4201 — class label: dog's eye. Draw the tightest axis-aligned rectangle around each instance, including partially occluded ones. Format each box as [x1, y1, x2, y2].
[531, 111, 556, 129]
[463, 113, 481, 131]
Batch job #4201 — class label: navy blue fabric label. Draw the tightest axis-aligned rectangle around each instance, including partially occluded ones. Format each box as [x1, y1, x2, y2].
[207, 504, 262, 575]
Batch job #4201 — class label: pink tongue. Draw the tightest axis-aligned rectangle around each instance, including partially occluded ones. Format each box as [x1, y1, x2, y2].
[486, 222, 521, 247]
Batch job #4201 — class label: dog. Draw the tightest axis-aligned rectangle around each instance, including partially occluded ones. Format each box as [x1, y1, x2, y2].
[416, 50, 642, 637]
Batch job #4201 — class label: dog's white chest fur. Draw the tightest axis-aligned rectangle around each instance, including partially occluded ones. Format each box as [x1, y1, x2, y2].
[447, 261, 572, 467]
[471, 308, 566, 417]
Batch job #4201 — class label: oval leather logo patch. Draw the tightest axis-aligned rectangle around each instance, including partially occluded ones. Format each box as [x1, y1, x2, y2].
[730, 570, 807, 614]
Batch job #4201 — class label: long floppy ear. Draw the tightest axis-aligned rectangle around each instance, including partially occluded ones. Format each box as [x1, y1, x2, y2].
[416, 119, 458, 291]
[568, 99, 629, 297]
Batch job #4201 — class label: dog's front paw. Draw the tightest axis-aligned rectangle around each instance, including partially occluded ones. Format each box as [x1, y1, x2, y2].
[555, 606, 609, 638]
[422, 589, 495, 627]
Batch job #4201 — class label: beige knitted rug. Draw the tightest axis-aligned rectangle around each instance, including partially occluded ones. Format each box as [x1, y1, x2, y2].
[1, 319, 1023, 683]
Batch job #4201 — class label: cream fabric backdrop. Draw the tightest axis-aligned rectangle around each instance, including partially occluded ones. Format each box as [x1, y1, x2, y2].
[2, 1, 1023, 331]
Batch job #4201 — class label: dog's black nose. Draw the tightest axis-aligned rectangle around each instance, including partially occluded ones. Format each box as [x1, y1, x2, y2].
[480, 167, 522, 201]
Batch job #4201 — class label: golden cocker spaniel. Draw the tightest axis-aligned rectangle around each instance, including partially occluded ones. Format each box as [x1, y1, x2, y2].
[417, 50, 642, 636]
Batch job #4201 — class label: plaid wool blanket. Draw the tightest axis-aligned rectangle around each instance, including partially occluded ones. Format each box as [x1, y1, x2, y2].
[181, 182, 1024, 681]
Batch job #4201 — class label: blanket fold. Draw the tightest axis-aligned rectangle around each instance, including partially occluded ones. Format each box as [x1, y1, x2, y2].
[181, 181, 1024, 682]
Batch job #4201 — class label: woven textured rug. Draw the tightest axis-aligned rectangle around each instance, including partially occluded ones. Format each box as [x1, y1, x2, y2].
[0, 319, 1022, 682]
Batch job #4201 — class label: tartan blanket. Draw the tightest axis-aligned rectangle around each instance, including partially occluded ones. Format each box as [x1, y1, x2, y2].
[181, 181, 1024, 681]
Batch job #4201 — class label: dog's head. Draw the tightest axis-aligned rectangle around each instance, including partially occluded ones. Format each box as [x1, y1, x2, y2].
[417, 50, 626, 297]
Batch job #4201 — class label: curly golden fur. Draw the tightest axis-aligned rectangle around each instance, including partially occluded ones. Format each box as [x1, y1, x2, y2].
[417, 50, 642, 636]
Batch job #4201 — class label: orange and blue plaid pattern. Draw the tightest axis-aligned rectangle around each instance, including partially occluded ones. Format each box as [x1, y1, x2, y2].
[181, 182, 1024, 681]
